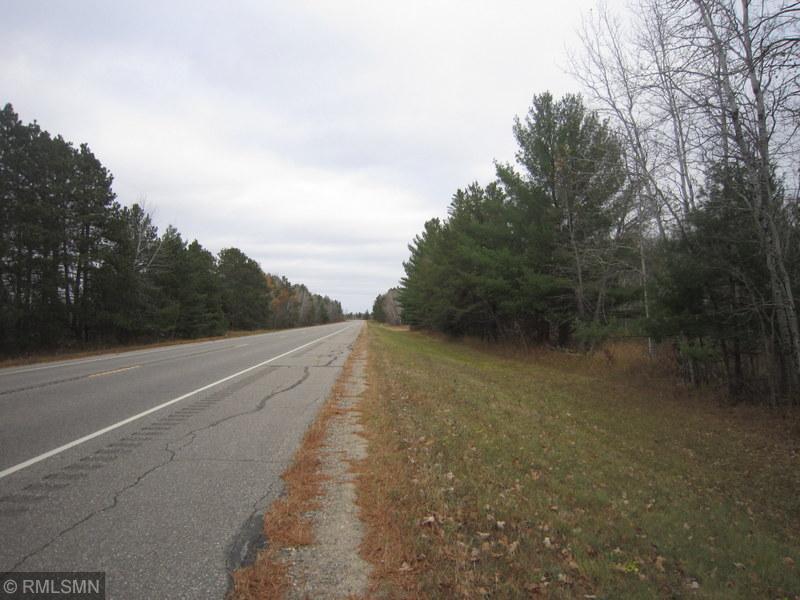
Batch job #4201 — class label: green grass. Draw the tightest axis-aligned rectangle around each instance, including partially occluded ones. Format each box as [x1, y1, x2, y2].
[363, 324, 800, 598]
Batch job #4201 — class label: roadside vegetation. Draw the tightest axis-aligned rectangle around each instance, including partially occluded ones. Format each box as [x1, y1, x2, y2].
[0, 103, 343, 357]
[372, 288, 403, 326]
[358, 324, 800, 598]
[399, 0, 800, 405]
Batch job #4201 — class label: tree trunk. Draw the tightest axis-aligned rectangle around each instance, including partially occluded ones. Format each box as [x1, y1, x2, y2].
[696, 0, 800, 396]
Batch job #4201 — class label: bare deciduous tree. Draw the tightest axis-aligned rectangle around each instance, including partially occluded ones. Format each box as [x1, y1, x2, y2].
[573, 0, 800, 397]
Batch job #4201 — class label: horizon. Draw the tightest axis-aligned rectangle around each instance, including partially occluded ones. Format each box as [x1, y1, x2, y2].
[0, 0, 608, 312]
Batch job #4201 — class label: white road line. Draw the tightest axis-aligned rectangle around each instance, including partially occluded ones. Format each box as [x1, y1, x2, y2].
[0, 325, 354, 480]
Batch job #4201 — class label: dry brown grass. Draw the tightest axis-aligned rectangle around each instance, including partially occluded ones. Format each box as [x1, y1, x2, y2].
[356, 324, 800, 599]
[381, 325, 411, 332]
[354, 360, 422, 600]
[459, 336, 678, 381]
[229, 330, 365, 600]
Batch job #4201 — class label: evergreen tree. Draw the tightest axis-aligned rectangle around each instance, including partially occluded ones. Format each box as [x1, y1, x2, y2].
[218, 247, 270, 330]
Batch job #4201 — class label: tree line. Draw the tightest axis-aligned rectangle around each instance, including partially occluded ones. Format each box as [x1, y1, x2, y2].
[344, 310, 371, 321]
[0, 103, 343, 354]
[372, 288, 402, 325]
[400, 0, 799, 404]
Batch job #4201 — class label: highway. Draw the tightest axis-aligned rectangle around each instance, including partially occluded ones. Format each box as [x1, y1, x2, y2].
[0, 321, 362, 598]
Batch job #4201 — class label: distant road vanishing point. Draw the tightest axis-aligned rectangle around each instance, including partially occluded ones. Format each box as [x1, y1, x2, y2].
[0, 321, 362, 598]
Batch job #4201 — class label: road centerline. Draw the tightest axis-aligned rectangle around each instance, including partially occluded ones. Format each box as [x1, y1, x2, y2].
[86, 365, 141, 379]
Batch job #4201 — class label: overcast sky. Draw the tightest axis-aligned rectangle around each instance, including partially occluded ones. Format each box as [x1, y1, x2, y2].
[2, 0, 605, 312]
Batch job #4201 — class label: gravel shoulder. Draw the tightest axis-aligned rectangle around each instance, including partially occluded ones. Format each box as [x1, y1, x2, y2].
[284, 343, 371, 598]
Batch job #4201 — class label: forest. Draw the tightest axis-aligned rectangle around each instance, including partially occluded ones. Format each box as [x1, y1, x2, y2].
[0, 103, 343, 355]
[399, 0, 800, 404]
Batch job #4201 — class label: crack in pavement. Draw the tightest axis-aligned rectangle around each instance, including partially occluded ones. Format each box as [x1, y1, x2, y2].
[0, 372, 89, 397]
[223, 482, 278, 595]
[8, 438, 190, 572]
[0, 364, 285, 523]
[174, 367, 311, 453]
[8, 367, 312, 572]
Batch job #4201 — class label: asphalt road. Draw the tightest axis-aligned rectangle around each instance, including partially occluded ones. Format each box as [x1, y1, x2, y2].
[0, 321, 362, 598]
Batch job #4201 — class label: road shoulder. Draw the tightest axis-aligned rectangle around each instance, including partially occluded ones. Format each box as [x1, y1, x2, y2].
[230, 329, 371, 599]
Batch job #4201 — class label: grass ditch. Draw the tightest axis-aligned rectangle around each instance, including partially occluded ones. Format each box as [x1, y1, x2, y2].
[229, 330, 365, 599]
[357, 323, 800, 598]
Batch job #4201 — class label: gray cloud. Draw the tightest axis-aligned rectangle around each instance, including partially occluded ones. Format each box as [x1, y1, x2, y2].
[1, 0, 608, 311]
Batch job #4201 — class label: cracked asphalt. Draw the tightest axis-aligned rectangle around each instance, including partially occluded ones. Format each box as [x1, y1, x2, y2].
[0, 321, 362, 598]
